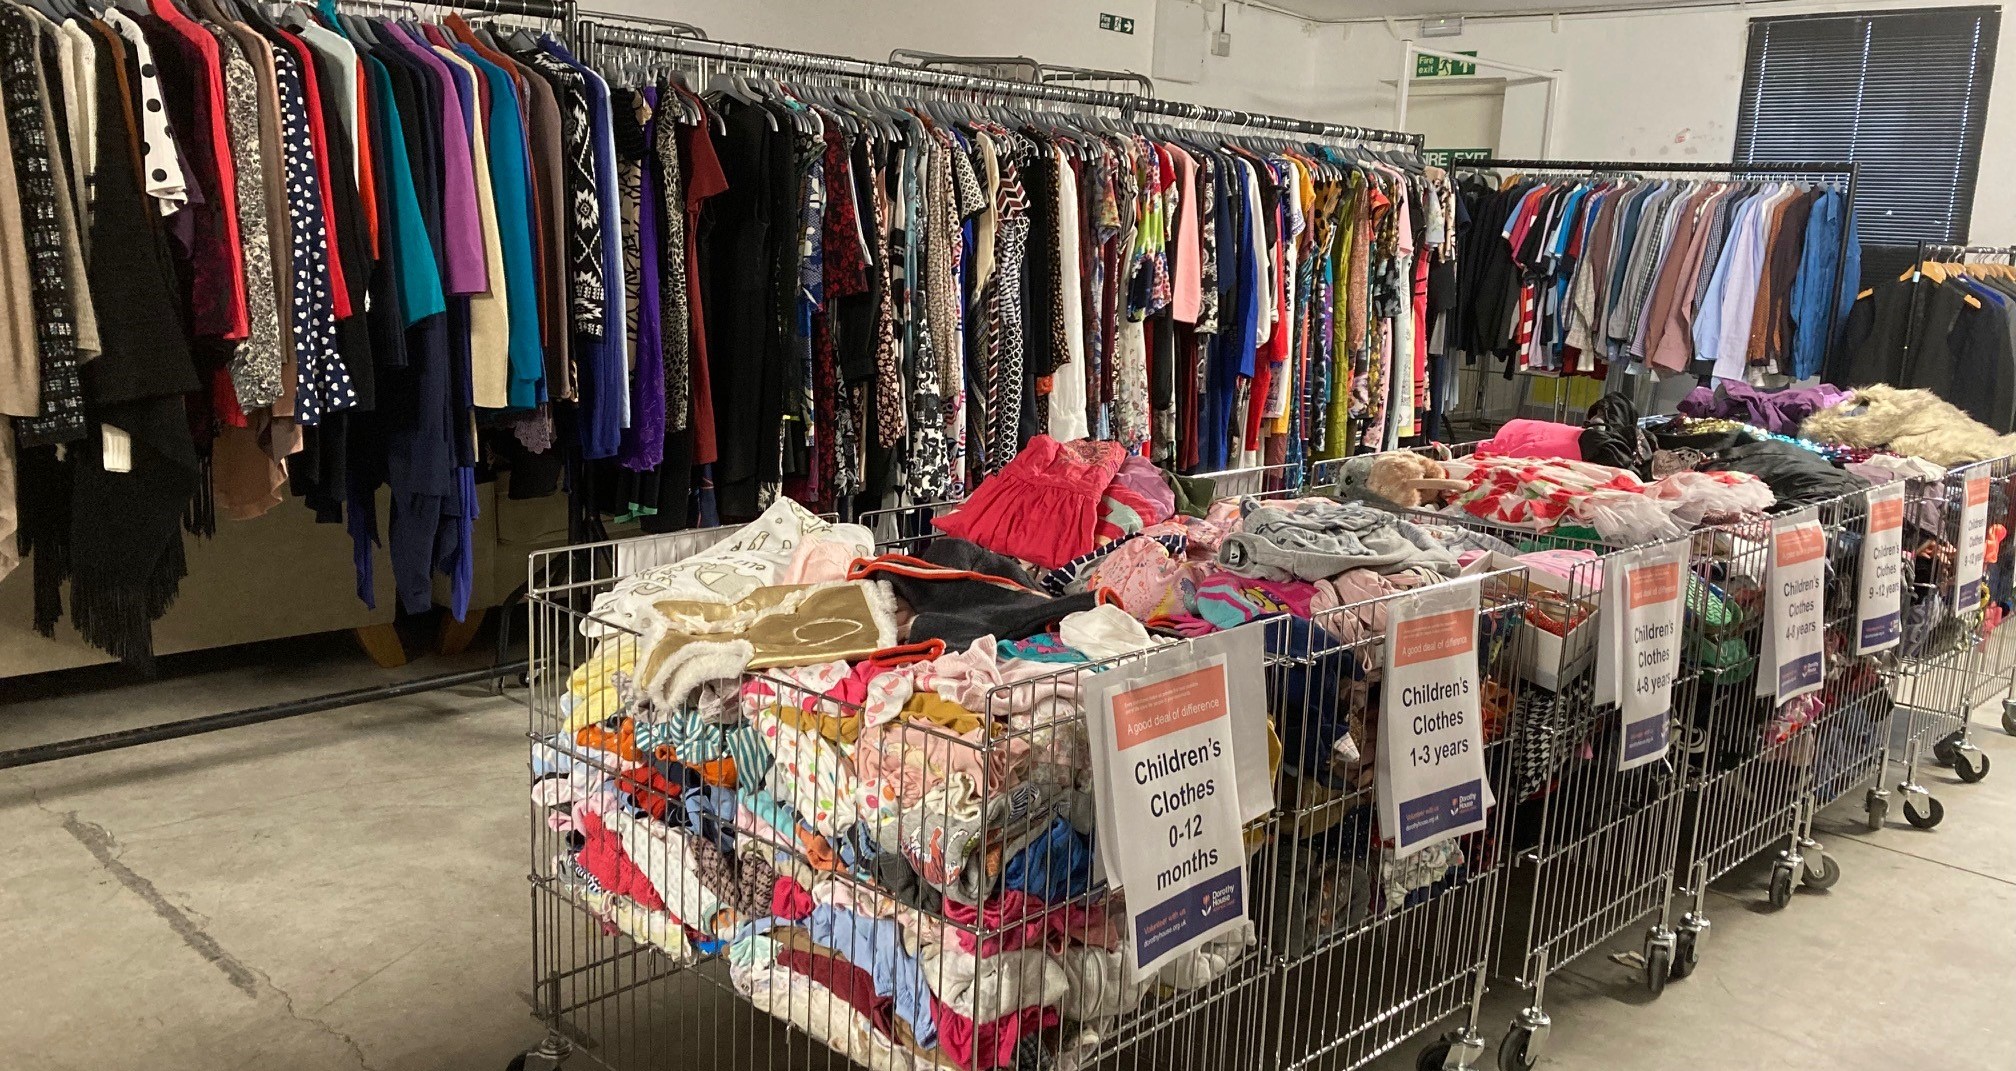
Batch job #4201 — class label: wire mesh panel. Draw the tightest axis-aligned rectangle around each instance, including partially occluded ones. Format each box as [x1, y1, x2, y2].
[1880, 460, 2001, 828]
[1313, 447, 1700, 1040]
[1670, 515, 1808, 911]
[1928, 453, 2012, 781]
[1258, 570, 1527, 1071]
[1805, 491, 1901, 837]
[525, 491, 1407, 1071]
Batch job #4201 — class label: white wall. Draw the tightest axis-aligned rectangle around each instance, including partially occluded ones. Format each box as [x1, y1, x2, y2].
[1296, 0, 2016, 242]
[582, 0, 1321, 120]
[583, 0, 2016, 239]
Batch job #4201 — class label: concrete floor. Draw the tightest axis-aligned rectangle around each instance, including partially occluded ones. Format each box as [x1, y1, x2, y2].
[3, 634, 2013, 1071]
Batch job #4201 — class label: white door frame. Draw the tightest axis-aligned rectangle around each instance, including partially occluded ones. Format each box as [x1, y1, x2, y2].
[1396, 41, 1563, 157]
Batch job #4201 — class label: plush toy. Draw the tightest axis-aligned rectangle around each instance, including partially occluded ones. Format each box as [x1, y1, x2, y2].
[1329, 452, 1468, 510]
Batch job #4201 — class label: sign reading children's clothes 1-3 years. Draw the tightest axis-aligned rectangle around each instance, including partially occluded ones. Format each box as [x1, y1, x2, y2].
[1088, 647, 1253, 976]
[1378, 578, 1492, 857]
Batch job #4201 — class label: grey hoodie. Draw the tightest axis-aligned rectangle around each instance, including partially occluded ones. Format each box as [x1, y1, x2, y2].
[1217, 497, 1461, 583]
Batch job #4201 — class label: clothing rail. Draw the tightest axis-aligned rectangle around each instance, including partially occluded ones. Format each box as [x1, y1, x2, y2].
[1447, 156, 1859, 427]
[578, 21, 1423, 147]
[1896, 239, 2016, 385]
[887, 48, 1157, 98]
[9, 1, 1416, 771]
[1467, 157, 1856, 176]
[0, 0, 582, 771]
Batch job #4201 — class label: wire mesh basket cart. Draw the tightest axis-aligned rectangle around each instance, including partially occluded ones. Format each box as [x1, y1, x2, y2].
[1255, 569, 1529, 1071]
[1312, 448, 1699, 1070]
[1879, 461, 2005, 834]
[1915, 455, 2013, 779]
[520, 512, 1284, 1071]
[514, 473, 1528, 1071]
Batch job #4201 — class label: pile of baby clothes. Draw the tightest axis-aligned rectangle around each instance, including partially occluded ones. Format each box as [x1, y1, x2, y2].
[536, 493, 1265, 1071]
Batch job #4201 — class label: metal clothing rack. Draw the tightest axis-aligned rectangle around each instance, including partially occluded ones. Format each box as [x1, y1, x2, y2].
[578, 20, 1424, 148]
[886, 48, 1157, 98]
[7, 6, 1427, 773]
[0, 0, 574, 773]
[1897, 240, 2016, 387]
[1447, 156, 1859, 427]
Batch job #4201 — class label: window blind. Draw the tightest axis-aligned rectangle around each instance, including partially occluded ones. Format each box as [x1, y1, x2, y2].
[1735, 7, 1999, 245]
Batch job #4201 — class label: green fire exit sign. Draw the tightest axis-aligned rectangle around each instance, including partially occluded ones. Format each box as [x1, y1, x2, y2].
[1100, 12, 1137, 34]
[1415, 51, 1478, 77]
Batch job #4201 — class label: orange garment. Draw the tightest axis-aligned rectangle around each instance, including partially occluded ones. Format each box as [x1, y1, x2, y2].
[575, 717, 642, 762]
[649, 745, 739, 788]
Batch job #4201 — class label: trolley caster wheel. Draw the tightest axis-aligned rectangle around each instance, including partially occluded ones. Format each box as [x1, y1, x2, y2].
[1802, 853, 1842, 891]
[1417, 1042, 1455, 1071]
[1644, 942, 1672, 997]
[1767, 863, 1796, 909]
[1865, 790, 1889, 832]
[1954, 750, 1991, 783]
[2001, 699, 2016, 736]
[1905, 796, 1946, 829]
[507, 1058, 527, 1071]
[1934, 730, 1966, 767]
[1498, 1028, 1539, 1071]
[1669, 929, 1701, 980]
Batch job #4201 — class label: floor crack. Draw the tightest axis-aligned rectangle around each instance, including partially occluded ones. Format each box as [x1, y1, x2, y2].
[240, 960, 381, 1071]
[53, 807, 382, 1070]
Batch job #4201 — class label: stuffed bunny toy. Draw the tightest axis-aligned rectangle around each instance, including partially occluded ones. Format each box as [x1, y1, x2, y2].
[1329, 452, 1467, 510]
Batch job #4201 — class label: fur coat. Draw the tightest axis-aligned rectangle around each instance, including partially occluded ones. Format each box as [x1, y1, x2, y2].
[1801, 385, 2016, 467]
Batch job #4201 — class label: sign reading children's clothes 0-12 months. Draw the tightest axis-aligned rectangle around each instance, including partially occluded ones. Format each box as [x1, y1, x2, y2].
[1759, 508, 1826, 704]
[1091, 649, 1250, 975]
[1955, 473, 1991, 613]
[1857, 482, 1906, 654]
[1379, 578, 1491, 856]
[1597, 541, 1686, 770]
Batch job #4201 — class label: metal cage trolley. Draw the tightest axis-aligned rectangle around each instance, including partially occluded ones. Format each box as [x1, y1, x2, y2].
[1917, 454, 2014, 775]
[1670, 481, 1906, 950]
[1254, 566, 1529, 1071]
[1879, 461, 2004, 833]
[520, 513, 1287, 1071]
[1312, 451, 1699, 1071]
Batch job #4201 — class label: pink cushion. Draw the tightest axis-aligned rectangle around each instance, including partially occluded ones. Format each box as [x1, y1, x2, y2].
[1482, 419, 1584, 461]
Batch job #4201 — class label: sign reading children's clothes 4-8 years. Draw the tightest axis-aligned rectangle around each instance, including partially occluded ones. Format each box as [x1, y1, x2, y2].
[1090, 650, 1251, 975]
[1378, 578, 1492, 857]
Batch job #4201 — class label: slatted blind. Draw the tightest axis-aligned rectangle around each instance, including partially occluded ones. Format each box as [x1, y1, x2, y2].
[1735, 7, 2000, 244]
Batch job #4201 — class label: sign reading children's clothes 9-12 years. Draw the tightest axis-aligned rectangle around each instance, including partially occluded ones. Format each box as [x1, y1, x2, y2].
[1379, 578, 1491, 857]
[1955, 474, 1991, 614]
[1759, 509, 1826, 704]
[1598, 541, 1687, 770]
[1857, 482, 1906, 654]
[1091, 651, 1250, 975]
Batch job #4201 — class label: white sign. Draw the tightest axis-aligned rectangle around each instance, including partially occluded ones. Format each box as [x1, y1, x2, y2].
[1186, 622, 1277, 826]
[1378, 578, 1491, 857]
[1596, 543, 1687, 770]
[1089, 650, 1250, 975]
[1758, 509, 1826, 704]
[1955, 474, 1991, 614]
[1857, 483, 1906, 654]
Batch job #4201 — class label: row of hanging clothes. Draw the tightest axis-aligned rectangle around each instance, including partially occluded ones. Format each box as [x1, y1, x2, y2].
[0, 0, 585, 665]
[576, 22, 1462, 536]
[0, 0, 1449, 667]
[1449, 160, 1861, 395]
[1837, 246, 2016, 433]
